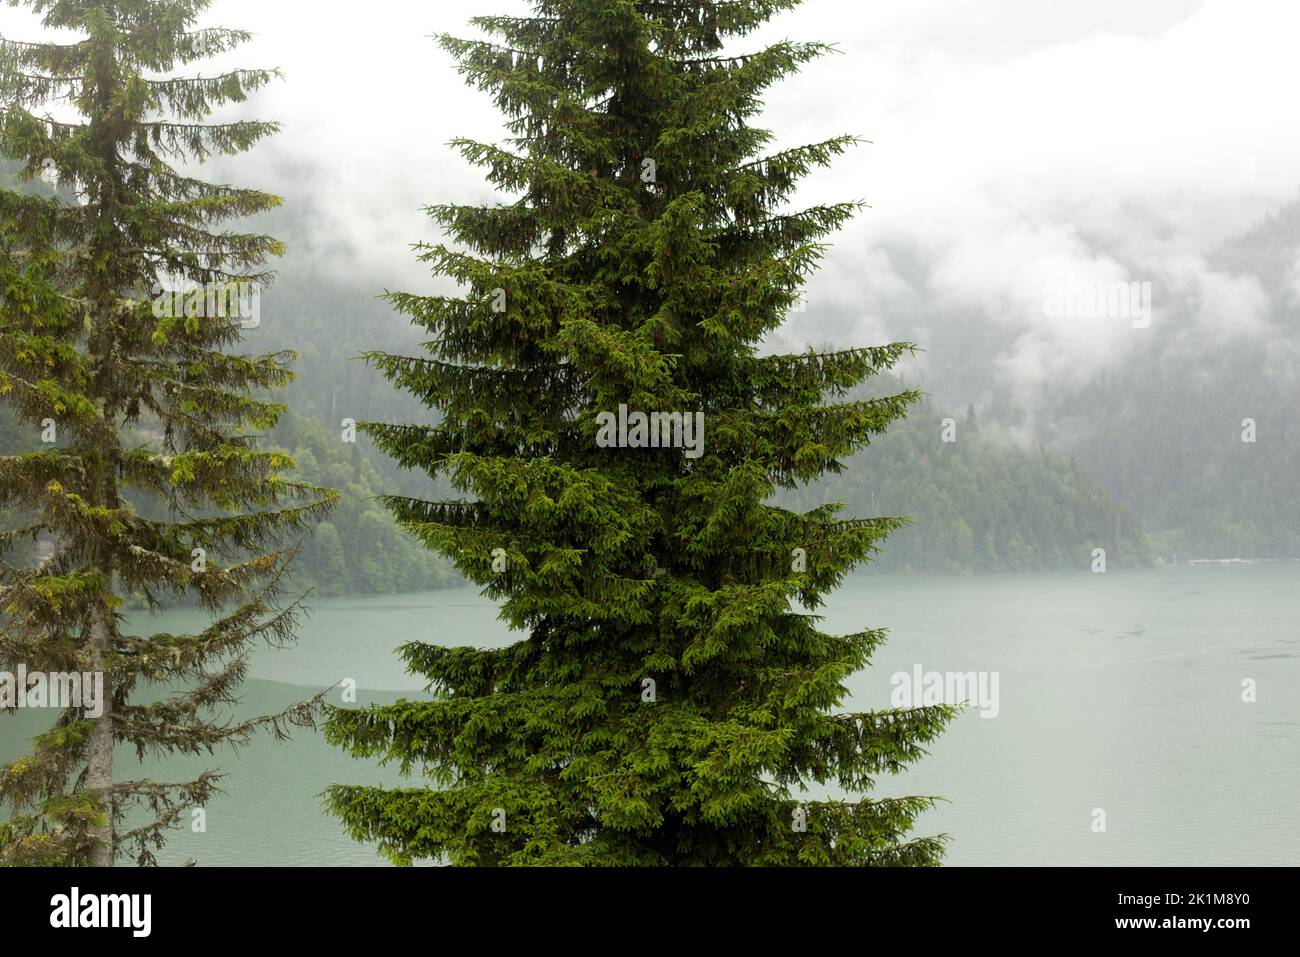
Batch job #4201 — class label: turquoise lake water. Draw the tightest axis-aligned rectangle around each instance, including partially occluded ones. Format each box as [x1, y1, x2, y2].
[2, 565, 1296, 866]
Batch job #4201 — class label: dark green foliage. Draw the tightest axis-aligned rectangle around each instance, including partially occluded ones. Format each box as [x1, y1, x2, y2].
[0, 0, 335, 865]
[326, 0, 955, 866]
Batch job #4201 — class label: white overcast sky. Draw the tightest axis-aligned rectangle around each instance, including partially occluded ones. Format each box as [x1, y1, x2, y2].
[4, 0, 1299, 393]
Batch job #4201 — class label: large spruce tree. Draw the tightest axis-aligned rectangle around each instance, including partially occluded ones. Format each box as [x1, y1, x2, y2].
[326, 0, 955, 866]
[0, 0, 334, 865]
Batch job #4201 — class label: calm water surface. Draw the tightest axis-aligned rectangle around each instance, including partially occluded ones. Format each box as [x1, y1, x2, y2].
[2, 565, 1295, 866]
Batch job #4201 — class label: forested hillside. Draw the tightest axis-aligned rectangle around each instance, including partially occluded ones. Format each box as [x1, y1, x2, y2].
[1038, 203, 1300, 560]
[0, 164, 1153, 590]
[782, 385, 1150, 572]
[269, 412, 458, 595]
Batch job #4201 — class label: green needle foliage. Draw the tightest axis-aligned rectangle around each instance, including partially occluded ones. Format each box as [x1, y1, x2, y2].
[0, 0, 335, 866]
[325, 0, 955, 866]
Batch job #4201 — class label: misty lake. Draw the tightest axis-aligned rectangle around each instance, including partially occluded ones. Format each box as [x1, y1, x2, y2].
[3, 565, 1297, 867]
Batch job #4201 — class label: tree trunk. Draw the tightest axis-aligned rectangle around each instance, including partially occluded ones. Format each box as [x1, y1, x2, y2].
[86, 605, 114, 867]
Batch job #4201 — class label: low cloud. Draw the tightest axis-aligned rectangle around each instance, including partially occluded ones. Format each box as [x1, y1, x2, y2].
[4, 0, 1298, 404]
